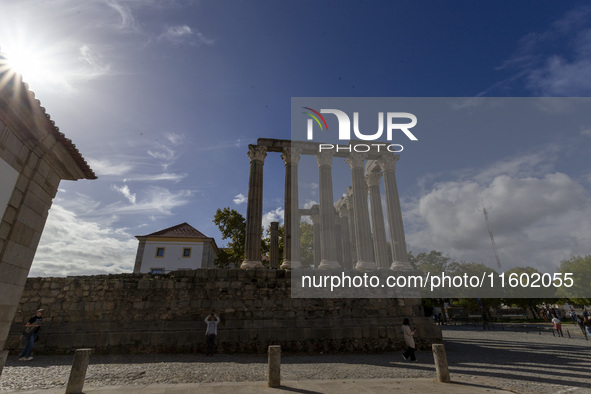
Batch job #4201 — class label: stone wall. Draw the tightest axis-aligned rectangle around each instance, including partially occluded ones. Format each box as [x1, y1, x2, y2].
[6, 269, 441, 354]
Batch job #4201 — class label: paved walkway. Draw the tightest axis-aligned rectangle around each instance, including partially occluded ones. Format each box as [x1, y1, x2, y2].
[1, 377, 511, 393]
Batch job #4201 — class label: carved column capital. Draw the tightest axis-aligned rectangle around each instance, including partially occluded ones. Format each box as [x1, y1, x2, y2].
[316, 150, 335, 167]
[247, 144, 267, 163]
[376, 154, 399, 172]
[281, 147, 302, 167]
[344, 195, 354, 210]
[345, 153, 367, 170]
[365, 171, 382, 188]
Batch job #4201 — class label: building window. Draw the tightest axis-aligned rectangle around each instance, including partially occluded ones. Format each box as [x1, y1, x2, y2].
[151, 268, 164, 274]
[156, 247, 165, 257]
[183, 248, 191, 257]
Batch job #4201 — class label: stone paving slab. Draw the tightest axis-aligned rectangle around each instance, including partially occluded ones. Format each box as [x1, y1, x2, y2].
[0, 377, 511, 394]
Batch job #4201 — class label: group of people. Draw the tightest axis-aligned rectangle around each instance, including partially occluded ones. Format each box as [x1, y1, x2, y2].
[551, 309, 591, 338]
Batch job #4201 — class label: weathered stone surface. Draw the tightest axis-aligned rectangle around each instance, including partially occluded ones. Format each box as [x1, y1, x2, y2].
[7, 270, 441, 354]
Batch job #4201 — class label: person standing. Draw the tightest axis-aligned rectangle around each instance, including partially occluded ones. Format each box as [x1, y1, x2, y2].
[583, 316, 591, 337]
[551, 315, 563, 337]
[19, 309, 44, 361]
[204, 312, 220, 356]
[401, 318, 417, 362]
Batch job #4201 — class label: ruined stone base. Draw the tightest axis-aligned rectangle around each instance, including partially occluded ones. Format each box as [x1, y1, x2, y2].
[6, 270, 441, 355]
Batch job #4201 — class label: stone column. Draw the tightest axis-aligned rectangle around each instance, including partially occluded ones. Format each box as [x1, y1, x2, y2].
[338, 206, 352, 270]
[366, 171, 389, 269]
[377, 155, 412, 270]
[270, 222, 279, 269]
[316, 151, 340, 269]
[241, 145, 267, 269]
[310, 210, 321, 269]
[345, 154, 376, 271]
[335, 222, 343, 268]
[344, 191, 358, 266]
[280, 147, 302, 269]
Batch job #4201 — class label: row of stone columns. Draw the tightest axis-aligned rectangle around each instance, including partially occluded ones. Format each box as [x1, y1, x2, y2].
[240, 143, 412, 271]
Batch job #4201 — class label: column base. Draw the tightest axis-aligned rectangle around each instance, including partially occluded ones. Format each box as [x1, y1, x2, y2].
[390, 260, 414, 271]
[318, 260, 341, 270]
[355, 260, 377, 272]
[280, 260, 301, 270]
[0, 349, 8, 378]
[240, 260, 264, 269]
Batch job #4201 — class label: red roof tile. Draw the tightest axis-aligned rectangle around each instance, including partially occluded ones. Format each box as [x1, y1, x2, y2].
[143, 222, 209, 238]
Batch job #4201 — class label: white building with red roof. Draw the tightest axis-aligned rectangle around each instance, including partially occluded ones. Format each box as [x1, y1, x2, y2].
[133, 222, 219, 274]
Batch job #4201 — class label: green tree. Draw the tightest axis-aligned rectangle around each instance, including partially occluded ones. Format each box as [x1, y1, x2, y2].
[408, 250, 451, 272]
[213, 207, 246, 268]
[556, 255, 591, 306]
[501, 266, 555, 319]
[448, 261, 501, 318]
[409, 250, 452, 321]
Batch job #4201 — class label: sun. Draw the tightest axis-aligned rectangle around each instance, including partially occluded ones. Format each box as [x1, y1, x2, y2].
[0, 38, 73, 93]
[3, 46, 49, 85]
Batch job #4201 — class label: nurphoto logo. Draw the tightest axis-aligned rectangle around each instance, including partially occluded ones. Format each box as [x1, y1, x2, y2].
[303, 107, 418, 153]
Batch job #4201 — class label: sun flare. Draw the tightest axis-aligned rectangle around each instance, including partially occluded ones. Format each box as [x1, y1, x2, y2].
[3, 46, 50, 85]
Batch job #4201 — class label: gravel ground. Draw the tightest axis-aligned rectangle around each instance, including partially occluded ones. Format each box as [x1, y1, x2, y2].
[1, 324, 590, 393]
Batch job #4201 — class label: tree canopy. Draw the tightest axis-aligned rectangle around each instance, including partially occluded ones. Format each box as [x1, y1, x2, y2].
[556, 255, 591, 306]
[213, 207, 246, 268]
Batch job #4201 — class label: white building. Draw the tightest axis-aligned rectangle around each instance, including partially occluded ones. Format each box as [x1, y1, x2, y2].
[133, 222, 219, 274]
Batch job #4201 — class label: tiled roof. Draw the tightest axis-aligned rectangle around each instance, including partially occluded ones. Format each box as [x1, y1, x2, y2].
[144, 222, 209, 238]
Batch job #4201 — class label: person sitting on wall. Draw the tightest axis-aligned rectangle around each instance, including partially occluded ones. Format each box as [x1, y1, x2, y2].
[204, 312, 220, 356]
[19, 309, 44, 361]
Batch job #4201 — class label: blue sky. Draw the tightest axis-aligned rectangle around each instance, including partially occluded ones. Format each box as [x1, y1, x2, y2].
[1, 1, 590, 276]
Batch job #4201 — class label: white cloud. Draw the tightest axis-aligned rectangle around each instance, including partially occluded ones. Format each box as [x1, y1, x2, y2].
[165, 132, 184, 145]
[233, 193, 247, 205]
[112, 184, 136, 204]
[123, 172, 187, 183]
[405, 170, 591, 273]
[527, 55, 591, 96]
[147, 146, 176, 161]
[102, 186, 191, 216]
[195, 31, 215, 46]
[87, 159, 133, 176]
[262, 207, 284, 230]
[77, 44, 111, 80]
[303, 200, 318, 209]
[31, 205, 138, 277]
[473, 147, 558, 183]
[105, 0, 140, 32]
[495, 6, 591, 96]
[159, 25, 214, 47]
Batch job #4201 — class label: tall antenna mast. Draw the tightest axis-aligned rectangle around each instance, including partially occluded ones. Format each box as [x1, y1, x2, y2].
[481, 200, 502, 271]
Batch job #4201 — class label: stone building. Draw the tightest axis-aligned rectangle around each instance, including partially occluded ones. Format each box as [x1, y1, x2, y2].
[0, 54, 95, 375]
[133, 222, 219, 273]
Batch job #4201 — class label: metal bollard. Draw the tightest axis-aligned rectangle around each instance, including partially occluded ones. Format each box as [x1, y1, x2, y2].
[65, 349, 92, 394]
[432, 344, 451, 383]
[268, 345, 281, 387]
[566, 329, 571, 338]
